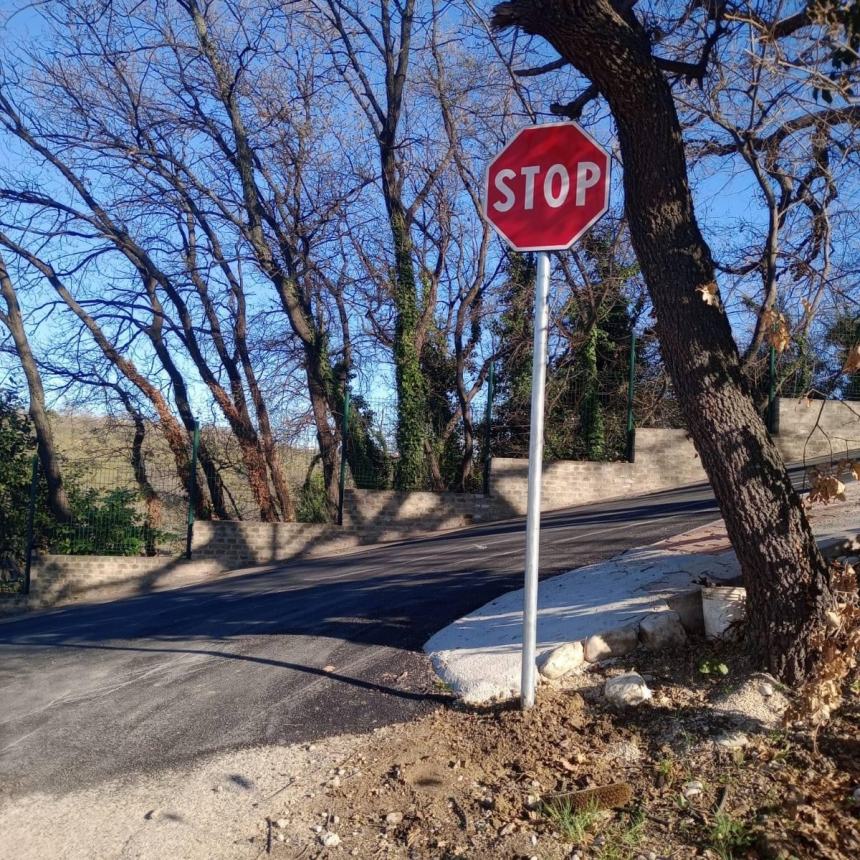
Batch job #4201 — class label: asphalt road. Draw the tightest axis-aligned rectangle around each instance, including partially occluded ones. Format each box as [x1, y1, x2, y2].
[0, 479, 730, 801]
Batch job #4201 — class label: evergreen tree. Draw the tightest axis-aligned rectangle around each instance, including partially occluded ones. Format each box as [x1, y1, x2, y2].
[490, 252, 535, 458]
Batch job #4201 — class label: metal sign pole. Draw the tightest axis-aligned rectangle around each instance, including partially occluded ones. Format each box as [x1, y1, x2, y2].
[521, 251, 551, 710]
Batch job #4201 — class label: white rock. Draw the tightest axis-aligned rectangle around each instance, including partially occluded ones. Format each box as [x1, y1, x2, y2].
[604, 672, 652, 706]
[759, 681, 774, 697]
[683, 780, 703, 798]
[384, 812, 403, 825]
[319, 831, 341, 848]
[329, 775, 341, 789]
[585, 626, 639, 662]
[274, 819, 288, 829]
[312, 825, 323, 833]
[537, 641, 584, 679]
[638, 611, 687, 651]
[715, 730, 749, 750]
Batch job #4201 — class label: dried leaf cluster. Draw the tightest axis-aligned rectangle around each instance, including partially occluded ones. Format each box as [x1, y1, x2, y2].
[785, 564, 860, 729]
[805, 459, 860, 504]
[762, 308, 790, 353]
[696, 281, 721, 308]
[843, 343, 860, 374]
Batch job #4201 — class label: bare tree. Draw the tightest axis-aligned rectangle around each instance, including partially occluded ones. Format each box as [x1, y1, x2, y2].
[0, 248, 72, 521]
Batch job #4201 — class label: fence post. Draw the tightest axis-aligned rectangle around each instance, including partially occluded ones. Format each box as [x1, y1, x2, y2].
[185, 419, 200, 560]
[483, 361, 495, 496]
[625, 333, 637, 463]
[337, 388, 351, 526]
[766, 345, 780, 435]
[23, 454, 39, 595]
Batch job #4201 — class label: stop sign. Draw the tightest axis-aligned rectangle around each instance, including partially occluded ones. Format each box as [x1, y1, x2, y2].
[484, 122, 610, 252]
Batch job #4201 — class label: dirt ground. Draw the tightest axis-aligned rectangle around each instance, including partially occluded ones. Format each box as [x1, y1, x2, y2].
[1, 641, 857, 860]
[248, 638, 857, 860]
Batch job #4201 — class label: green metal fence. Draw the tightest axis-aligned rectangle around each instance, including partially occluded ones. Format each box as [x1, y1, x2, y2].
[41, 459, 189, 558]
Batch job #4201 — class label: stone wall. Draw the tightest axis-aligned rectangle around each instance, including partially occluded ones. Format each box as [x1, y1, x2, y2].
[341, 489, 497, 541]
[489, 428, 705, 517]
[4, 396, 856, 616]
[2, 555, 225, 614]
[190, 520, 358, 566]
[774, 397, 860, 462]
[487, 398, 860, 516]
[7, 523, 360, 615]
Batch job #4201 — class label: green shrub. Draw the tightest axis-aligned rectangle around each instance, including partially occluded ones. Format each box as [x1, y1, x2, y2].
[50, 487, 150, 556]
[0, 388, 35, 568]
[297, 471, 329, 523]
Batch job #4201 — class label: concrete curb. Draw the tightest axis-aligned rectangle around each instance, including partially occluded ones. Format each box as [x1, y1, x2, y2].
[425, 482, 860, 703]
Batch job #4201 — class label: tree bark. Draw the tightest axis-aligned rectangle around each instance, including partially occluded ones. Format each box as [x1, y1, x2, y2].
[492, 0, 834, 685]
[0, 251, 73, 522]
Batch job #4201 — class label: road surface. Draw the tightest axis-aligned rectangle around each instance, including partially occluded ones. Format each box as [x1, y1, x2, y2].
[1, 479, 729, 800]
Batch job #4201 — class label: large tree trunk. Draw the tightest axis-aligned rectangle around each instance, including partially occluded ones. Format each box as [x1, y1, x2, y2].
[0, 252, 73, 522]
[492, 0, 835, 685]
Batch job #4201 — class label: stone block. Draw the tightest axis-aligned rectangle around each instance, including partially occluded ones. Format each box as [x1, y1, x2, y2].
[584, 625, 639, 662]
[537, 641, 585, 679]
[638, 610, 688, 650]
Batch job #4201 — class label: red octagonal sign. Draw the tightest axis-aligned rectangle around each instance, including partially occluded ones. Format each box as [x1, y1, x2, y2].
[484, 122, 610, 252]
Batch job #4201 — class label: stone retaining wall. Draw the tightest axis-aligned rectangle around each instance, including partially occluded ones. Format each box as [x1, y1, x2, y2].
[1, 555, 225, 615]
[488, 398, 859, 516]
[341, 489, 497, 539]
[190, 520, 358, 565]
[489, 428, 703, 517]
[774, 397, 860, 462]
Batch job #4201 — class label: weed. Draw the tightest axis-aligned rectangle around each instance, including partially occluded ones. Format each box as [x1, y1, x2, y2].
[698, 658, 729, 677]
[596, 808, 646, 860]
[542, 796, 601, 843]
[656, 756, 677, 788]
[708, 812, 754, 860]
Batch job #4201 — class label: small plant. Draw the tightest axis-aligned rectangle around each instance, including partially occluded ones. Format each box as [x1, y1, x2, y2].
[708, 812, 754, 860]
[542, 796, 601, 843]
[698, 658, 729, 677]
[655, 756, 677, 788]
[596, 808, 646, 859]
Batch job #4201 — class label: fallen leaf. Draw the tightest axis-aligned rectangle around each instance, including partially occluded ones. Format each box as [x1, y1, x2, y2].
[808, 473, 845, 505]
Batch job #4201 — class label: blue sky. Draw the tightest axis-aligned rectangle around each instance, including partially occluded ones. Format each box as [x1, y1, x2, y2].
[0, 0, 855, 422]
